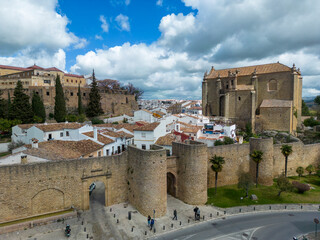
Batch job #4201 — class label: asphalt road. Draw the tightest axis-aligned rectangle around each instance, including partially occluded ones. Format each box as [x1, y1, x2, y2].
[152, 211, 320, 240]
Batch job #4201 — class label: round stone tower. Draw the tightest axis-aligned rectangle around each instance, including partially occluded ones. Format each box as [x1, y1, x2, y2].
[128, 145, 167, 217]
[249, 137, 274, 186]
[173, 141, 207, 205]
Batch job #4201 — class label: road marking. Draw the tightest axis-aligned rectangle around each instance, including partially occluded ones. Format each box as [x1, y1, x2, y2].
[249, 227, 261, 239]
[209, 227, 260, 240]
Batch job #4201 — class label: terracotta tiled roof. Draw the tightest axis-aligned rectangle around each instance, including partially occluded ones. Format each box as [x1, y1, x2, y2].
[177, 121, 196, 128]
[46, 67, 63, 72]
[64, 73, 84, 78]
[207, 63, 291, 78]
[17, 123, 83, 131]
[142, 109, 153, 114]
[95, 123, 137, 133]
[134, 122, 160, 131]
[135, 121, 148, 126]
[101, 129, 123, 138]
[155, 133, 176, 146]
[260, 99, 292, 108]
[154, 111, 165, 116]
[0, 65, 28, 71]
[27, 64, 44, 70]
[24, 140, 103, 160]
[82, 131, 114, 145]
[117, 131, 134, 138]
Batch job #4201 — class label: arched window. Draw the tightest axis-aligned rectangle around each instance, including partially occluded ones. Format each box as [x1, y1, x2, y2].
[268, 79, 277, 91]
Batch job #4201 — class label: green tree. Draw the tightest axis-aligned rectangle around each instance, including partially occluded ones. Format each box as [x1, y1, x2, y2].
[0, 119, 21, 133]
[314, 96, 320, 105]
[54, 75, 66, 122]
[301, 100, 310, 116]
[250, 150, 264, 187]
[223, 137, 234, 145]
[305, 164, 315, 175]
[303, 117, 320, 127]
[32, 92, 46, 123]
[214, 140, 224, 146]
[281, 144, 293, 177]
[276, 174, 292, 196]
[237, 172, 254, 198]
[296, 166, 304, 179]
[244, 122, 253, 141]
[86, 70, 103, 118]
[6, 92, 11, 119]
[210, 155, 225, 194]
[77, 85, 84, 115]
[9, 80, 34, 123]
[0, 92, 6, 118]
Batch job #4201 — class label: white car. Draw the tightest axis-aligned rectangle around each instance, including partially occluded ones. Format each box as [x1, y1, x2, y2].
[89, 183, 96, 195]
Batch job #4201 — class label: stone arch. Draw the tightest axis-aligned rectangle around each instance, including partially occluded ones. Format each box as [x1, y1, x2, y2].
[268, 79, 277, 91]
[81, 176, 109, 210]
[31, 188, 65, 215]
[167, 172, 177, 197]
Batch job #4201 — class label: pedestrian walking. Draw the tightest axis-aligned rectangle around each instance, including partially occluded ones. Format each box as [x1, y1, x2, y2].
[196, 208, 200, 220]
[150, 218, 154, 230]
[194, 206, 198, 220]
[172, 209, 177, 220]
[147, 215, 151, 227]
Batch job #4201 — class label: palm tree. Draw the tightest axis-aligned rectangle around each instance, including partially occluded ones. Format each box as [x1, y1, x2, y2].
[250, 150, 264, 188]
[281, 145, 293, 177]
[210, 155, 225, 194]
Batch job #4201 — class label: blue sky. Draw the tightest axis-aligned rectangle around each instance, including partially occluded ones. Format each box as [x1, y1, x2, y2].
[58, 0, 195, 70]
[0, 0, 320, 100]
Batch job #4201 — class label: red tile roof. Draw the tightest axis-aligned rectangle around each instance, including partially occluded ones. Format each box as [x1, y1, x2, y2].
[0, 65, 28, 71]
[134, 122, 160, 131]
[27, 64, 44, 70]
[46, 67, 63, 72]
[65, 73, 84, 78]
[82, 131, 114, 145]
[207, 63, 292, 79]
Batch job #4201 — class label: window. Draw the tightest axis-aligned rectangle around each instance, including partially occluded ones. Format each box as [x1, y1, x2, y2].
[70, 92, 73, 96]
[71, 80, 73, 83]
[60, 132, 63, 137]
[48, 134, 52, 140]
[106, 149, 109, 155]
[83, 93, 86, 96]
[141, 132, 146, 138]
[67, 79, 69, 82]
[268, 79, 277, 91]
[231, 80, 233, 86]
[66, 131, 69, 136]
[44, 80, 51, 84]
[76, 80, 77, 83]
[46, 91, 50, 96]
[98, 151, 101, 157]
[142, 144, 146, 150]
[226, 84, 229, 89]
[238, 96, 241, 101]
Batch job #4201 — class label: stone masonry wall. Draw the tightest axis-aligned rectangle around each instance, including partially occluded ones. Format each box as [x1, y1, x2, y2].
[0, 153, 128, 222]
[128, 145, 167, 217]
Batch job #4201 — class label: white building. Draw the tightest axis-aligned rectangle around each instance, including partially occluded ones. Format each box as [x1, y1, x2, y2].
[133, 121, 166, 150]
[134, 109, 157, 123]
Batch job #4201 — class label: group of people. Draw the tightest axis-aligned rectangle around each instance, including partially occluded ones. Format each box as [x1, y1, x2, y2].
[147, 215, 155, 230]
[194, 206, 200, 220]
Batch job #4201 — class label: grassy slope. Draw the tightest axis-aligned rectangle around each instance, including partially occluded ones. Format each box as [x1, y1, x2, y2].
[207, 175, 320, 208]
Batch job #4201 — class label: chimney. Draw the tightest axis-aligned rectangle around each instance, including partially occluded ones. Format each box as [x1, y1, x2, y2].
[93, 127, 98, 140]
[31, 138, 38, 148]
[21, 155, 27, 164]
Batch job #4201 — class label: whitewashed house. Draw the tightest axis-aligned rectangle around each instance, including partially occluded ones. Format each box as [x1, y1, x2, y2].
[134, 109, 157, 123]
[133, 121, 166, 150]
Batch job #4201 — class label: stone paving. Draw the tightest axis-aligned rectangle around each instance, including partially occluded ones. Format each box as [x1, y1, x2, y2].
[1, 193, 319, 240]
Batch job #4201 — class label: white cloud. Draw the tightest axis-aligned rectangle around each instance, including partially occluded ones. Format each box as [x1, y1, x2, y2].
[0, 0, 83, 55]
[115, 14, 130, 32]
[110, 0, 131, 7]
[0, 48, 66, 71]
[156, 0, 163, 6]
[95, 35, 103, 40]
[74, 38, 88, 49]
[125, 0, 131, 6]
[72, 0, 320, 99]
[99, 15, 109, 33]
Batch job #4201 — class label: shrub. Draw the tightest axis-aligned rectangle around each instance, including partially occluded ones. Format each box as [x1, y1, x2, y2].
[91, 118, 104, 125]
[296, 166, 304, 178]
[306, 165, 315, 175]
[276, 174, 293, 196]
[77, 114, 86, 123]
[292, 181, 310, 193]
[303, 117, 320, 127]
[112, 121, 119, 124]
[317, 170, 320, 177]
[66, 114, 78, 122]
[223, 137, 234, 145]
[49, 113, 54, 119]
[33, 115, 43, 123]
[123, 118, 128, 123]
[214, 140, 224, 146]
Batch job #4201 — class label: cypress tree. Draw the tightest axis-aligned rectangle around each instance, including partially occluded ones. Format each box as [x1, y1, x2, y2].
[6, 92, 11, 119]
[77, 84, 84, 115]
[54, 75, 66, 122]
[9, 80, 34, 123]
[32, 91, 46, 123]
[0, 91, 6, 118]
[86, 70, 103, 117]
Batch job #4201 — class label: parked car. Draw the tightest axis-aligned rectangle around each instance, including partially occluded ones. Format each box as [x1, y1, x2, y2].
[89, 183, 96, 195]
